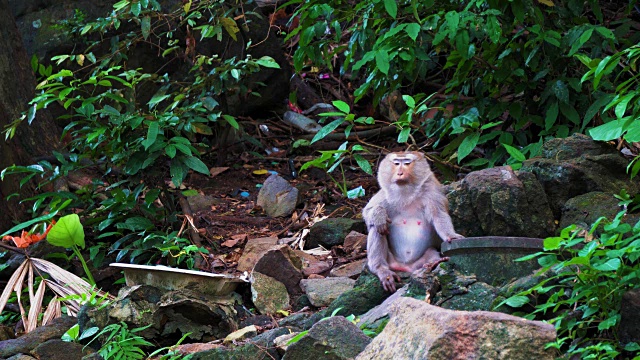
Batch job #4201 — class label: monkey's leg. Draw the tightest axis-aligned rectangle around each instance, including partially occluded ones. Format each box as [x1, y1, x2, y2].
[408, 247, 448, 272]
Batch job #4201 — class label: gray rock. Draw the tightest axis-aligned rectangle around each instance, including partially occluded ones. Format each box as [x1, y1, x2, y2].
[356, 297, 557, 360]
[521, 133, 640, 218]
[447, 166, 555, 238]
[359, 286, 408, 331]
[283, 316, 371, 360]
[560, 191, 639, 231]
[250, 272, 290, 314]
[32, 339, 94, 360]
[300, 277, 356, 307]
[619, 288, 640, 344]
[343, 231, 367, 253]
[253, 245, 303, 295]
[186, 194, 222, 213]
[305, 218, 366, 249]
[237, 236, 279, 272]
[329, 259, 366, 278]
[0, 316, 77, 358]
[257, 174, 299, 217]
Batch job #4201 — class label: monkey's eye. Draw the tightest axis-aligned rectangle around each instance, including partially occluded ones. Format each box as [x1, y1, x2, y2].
[402, 159, 413, 165]
[393, 160, 401, 166]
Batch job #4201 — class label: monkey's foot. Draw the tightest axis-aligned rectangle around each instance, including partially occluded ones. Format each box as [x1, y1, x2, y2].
[377, 269, 402, 293]
[422, 256, 450, 272]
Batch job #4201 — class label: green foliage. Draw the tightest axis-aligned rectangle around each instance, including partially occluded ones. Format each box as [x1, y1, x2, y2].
[299, 101, 373, 197]
[499, 210, 640, 359]
[2, 0, 279, 266]
[47, 214, 95, 285]
[288, 0, 635, 167]
[579, 44, 640, 178]
[62, 323, 99, 343]
[85, 322, 154, 360]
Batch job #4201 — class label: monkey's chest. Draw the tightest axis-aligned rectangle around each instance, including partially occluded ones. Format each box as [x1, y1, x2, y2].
[388, 215, 433, 264]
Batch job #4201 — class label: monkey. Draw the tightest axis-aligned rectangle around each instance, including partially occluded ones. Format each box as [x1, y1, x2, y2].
[362, 151, 464, 292]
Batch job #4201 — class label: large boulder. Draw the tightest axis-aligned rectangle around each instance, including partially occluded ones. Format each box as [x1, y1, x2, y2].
[521, 133, 639, 218]
[447, 166, 555, 238]
[356, 297, 557, 360]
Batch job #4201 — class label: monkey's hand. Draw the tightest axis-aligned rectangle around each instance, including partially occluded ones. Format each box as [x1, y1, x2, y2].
[376, 268, 401, 292]
[370, 207, 391, 235]
[444, 233, 464, 242]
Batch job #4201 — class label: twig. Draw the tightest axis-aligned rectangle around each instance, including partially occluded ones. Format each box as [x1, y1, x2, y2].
[0, 242, 26, 255]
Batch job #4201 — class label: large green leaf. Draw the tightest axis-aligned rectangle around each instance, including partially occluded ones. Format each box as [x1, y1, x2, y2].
[47, 214, 85, 249]
[311, 118, 344, 144]
[457, 132, 479, 163]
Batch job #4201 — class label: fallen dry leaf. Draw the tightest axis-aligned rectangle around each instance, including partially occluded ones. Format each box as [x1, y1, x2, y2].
[221, 238, 240, 247]
[209, 167, 229, 178]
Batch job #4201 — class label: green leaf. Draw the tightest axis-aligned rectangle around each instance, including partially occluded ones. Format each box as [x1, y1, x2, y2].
[552, 80, 569, 103]
[148, 94, 169, 109]
[545, 101, 558, 131]
[505, 295, 529, 307]
[592, 258, 621, 271]
[597, 314, 620, 331]
[223, 114, 239, 130]
[117, 217, 154, 231]
[220, 17, 239, 41]
[332, 100, 350, 114]
[589, 120, 623, 141]
[503, 144, 526, 162]
[404, 23, 420, 41]
[255, 56, 280, 69]
[141, 16, 151, 40]
[311, 118, 344, 144]
[47, 214, 85, 249]
[202, 96, 219, 110]
[353, 154, 372, 175]
[559, 103, 580, 125]
[182, 156, 210, 175]
[170, 161, 187, 186]
[182, 189, 199, 196]
[457, 132, 479, 163]
[375, 50, 390, 75]
[165, 144, 177, 158]
[397, 127, 411, 143]
[614, 93, 634, 119]
[568, 28, 593, 56]
[130, 1, 141, 16]
[383, 0, 397, 18]
[142, 121, 159, 150]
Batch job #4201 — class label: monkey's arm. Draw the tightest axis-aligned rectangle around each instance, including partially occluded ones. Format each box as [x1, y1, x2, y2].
[362, 192, 391, 235]
[429, 190, 464, 242]
[366, 230, 401, 292]
[363, 192, 400, 291]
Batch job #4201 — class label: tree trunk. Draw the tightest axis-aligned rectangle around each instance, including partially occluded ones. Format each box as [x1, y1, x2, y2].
[0, 0, 61, 232]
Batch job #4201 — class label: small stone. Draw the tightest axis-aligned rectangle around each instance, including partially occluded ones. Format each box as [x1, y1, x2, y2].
[257, 174, 299, 217]
[253, 245, 303, 295]
[329, 259, 366, 279]
[237, 236, 279, 272]
[343, 231, 367, 253]
[223, 325, 258, 344]
[251, 272, 291, 314]
[300, 277, 356, 307]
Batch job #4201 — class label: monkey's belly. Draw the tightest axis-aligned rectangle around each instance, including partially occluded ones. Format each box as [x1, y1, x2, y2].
[388, 217, 432, 265]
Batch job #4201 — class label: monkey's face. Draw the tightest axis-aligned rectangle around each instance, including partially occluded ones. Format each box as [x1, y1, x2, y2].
[386, 152, 419, 185]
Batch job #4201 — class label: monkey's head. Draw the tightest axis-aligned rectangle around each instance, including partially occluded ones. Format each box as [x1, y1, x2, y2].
[378, 151, 433, 187]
